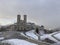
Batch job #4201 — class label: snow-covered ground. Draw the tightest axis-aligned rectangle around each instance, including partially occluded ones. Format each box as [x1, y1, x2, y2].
[24, 30, 60, 43]
[2, 39, 37, 45]
[19, 30, 60, 44]
[0, 37, 4, 40]
[0, 30, 60, 45]
[0, 30, 38, 45]
[26, 30, 38, 40]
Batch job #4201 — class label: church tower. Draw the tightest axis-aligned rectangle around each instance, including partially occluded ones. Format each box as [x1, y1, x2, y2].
[24, 15, 27, 23]
[17, 15, 21, 30]
[23, 15, 27, 30]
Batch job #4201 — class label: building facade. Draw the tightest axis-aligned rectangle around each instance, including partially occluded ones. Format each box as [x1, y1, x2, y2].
[5, 14, 35, 31]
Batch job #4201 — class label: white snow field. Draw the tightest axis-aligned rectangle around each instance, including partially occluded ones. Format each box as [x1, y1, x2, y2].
[25, 30, 60, 43]
[2, 39, 37, 45]
[26, 30, 38, 40]
[1, 30, 60, 45]
[0, 30, 38, 45]
[0, 37, 4, 40]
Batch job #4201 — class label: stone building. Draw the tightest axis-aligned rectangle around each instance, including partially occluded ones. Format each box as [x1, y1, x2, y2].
[16, 15, 36, 31]
[17, 15, 27, 30]
[5, 14, 35, 31]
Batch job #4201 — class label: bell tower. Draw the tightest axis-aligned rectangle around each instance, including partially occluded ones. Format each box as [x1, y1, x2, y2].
[24, 15, 27, 23]
[17, 15, 21, 30]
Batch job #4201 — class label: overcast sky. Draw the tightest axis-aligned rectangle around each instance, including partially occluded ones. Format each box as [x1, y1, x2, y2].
[0, 0, 60, 29]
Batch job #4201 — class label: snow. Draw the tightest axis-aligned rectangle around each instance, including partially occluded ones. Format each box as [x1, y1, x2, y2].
[2, 39, 37, 45]
[20, 30, 59, 43]
[40, 32, 60, 42]
[40, 34, 57, 42]
[26, 30, 38, 40]
[39, 29, 45, 36]
[1, 30, 60, 45]
[53, 33, 60, 40]
[0, 37, 4, 40]
[0, 30, 37, 45]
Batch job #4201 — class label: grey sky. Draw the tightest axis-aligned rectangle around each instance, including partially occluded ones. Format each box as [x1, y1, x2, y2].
[0, 0, 60, 29]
